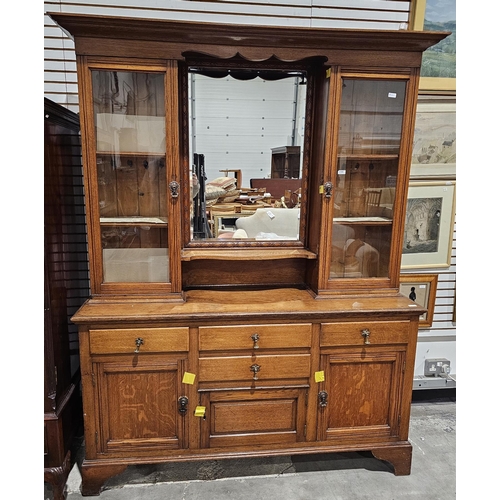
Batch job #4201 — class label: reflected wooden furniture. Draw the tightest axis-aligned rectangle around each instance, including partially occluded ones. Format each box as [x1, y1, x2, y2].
[250, 178, 302, 200]
[48, 12, 447, 497]
[365, 189, 383, 216]
[271, 145, 301, 178]
[44, 98, 89, 500]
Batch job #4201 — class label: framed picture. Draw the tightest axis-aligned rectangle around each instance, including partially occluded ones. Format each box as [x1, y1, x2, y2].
[399, 274, 438, 328]
[410, 0, 456, 91]
[401, 181, 455, 269]
[410, 96, 456, 179]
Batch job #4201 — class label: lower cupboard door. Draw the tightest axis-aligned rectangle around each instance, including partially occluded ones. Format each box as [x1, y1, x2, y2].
[200, 388, 308, 448]
[318, 350, 406, 443]
[94, 358, 187, 456]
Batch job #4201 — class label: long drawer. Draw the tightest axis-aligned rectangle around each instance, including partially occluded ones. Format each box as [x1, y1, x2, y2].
[89, 327, 189, 354]
[199, 324, 312, 351]
[199, 354, 311, 382]
[320, 321, 410, 347]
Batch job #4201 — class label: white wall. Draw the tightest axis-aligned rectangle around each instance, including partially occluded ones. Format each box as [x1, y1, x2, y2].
[405, 223, 456, 381]
[44, 0, 411, 112]
[190, 74, 306, 182]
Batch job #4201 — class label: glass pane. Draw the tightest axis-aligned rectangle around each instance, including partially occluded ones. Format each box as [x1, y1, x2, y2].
[188, 71, 306, 242]
[330, 78, 406, 279]
[92, 70, 169, 283]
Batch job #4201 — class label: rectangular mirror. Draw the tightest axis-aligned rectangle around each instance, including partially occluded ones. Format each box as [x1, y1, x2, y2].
[187, 68, 307, 243]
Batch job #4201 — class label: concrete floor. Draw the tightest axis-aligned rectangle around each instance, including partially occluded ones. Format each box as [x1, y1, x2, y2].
[45, 391, 456, 500]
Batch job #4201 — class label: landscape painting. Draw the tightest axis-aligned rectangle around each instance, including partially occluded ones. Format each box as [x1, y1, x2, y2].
[421, 0, 456, 78]
[411, 99, 456, 178]
[412, 0, 456, 90]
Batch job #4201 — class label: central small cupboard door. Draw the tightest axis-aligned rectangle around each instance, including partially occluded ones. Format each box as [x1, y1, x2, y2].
[93, 356, 188, 456]
[200, 388, 307, 448]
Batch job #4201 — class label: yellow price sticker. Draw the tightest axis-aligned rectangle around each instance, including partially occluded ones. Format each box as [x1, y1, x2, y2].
[194, 406, 206, 417]
[182, 372, 196, 385]
[315, 371, 325, 383]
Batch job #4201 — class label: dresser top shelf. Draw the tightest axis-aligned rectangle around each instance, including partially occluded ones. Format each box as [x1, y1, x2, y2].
[71, 288, 425, 325]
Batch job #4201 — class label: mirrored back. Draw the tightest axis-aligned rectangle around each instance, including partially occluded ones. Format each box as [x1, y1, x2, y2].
[187, 68, 307, 243]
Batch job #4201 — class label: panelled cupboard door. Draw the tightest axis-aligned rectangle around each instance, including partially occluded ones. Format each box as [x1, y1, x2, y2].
[200, 388, 308, 448]
[317, 348, 406, 443]
[92, 355, 188, 457]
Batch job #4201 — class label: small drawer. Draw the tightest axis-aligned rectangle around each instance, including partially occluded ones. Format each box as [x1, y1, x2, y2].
[89, 327, 189, 354]
[320, 321, 410, 347]
[199, 324, 312, 351]
[199, 354, 310, 382]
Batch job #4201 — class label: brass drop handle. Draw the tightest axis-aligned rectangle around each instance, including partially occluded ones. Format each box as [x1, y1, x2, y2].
[361, 329, 371, 345]
[169, 180, 180, 198]
[318, 391, 328, 407]
[251, 333, 260, 349]
[134, 337, 144, 353]
[250, 364, 261, 380]
[324, 181, 333, 198]
[178, 396, 188, 415]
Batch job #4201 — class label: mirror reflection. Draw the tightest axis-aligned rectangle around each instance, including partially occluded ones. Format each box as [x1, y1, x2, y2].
[188, 69, 307, 242]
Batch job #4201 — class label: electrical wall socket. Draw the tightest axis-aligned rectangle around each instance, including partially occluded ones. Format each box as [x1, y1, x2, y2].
[424, 358, 451, 377]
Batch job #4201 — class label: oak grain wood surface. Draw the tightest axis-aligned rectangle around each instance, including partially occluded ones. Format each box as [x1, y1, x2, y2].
[49, 12, 447, 496]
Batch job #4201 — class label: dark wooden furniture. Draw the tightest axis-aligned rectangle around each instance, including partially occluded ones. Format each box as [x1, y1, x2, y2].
[271, 145, 301, 178]
[250, 178, 302, 201]
[44, 98, 90, 499]
[48, 13, 448, 496]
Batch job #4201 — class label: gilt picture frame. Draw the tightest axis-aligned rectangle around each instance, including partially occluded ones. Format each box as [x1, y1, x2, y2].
[401, 181, 455, 269]
[410, 97, 456, 179]
[399, 273, 438, 328]
[410, 0, 456, 91]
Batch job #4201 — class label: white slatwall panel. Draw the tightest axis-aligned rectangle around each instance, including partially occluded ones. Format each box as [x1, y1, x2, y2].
[44, 16, 78, 111]
[191, 74, 306, 181]
[45, 1, 410, 27]
[44, 1, 411, 109]
[43, 0, 457, 381]
[403, 216, 457, 376]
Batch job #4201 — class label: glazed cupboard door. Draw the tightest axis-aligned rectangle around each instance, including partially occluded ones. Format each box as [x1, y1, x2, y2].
[77, 59, 182, 297]
[321, 71, 418, 292]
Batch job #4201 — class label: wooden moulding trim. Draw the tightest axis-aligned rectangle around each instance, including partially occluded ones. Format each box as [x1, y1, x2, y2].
[74, 38, 425, 69]
[44, 98, 80, 128]
[70, 312, 422, 326]
[180, 248, 317, 261]
[316, 288, 407, 299]
[69, 293, 425, 325]
[43, 380, 79, 419]
[79, 440, 412, 465]
[48, 12, 449, 55]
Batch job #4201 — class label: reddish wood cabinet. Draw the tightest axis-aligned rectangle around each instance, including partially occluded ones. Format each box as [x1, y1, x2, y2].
[44, 98, 89, 500]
